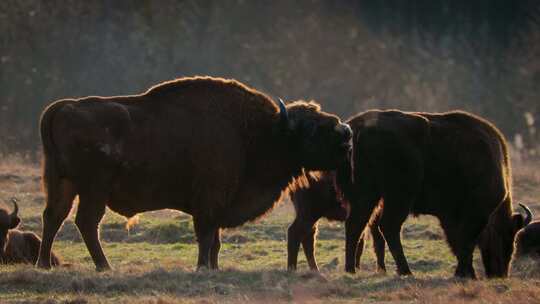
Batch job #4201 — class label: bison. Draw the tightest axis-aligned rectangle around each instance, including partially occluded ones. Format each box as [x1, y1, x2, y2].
[37, 76, 352, 271]
[287, 171, 385, 272]
[336, 109, 531, 278]
[513, 203, 539, 258]
[0, 199, 60, 265]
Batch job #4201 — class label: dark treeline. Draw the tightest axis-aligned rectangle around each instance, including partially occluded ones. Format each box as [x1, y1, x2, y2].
[1, 0, 539, 155]
[354, 0, 540, 45]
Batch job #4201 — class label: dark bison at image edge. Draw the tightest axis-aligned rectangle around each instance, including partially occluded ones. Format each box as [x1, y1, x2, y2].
[336, 109, 531, 278]
[513, 204, 539, 258]
[36, 76, 352, 271]
[287, 171, 386, 272]
[0, 199, 61, 265]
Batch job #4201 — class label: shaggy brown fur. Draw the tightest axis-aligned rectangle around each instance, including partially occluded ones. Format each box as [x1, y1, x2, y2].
[287, 171, 385, 272]
[0, 199, 60, 265]
[37, 76, 352, 271]
[336, 110, 529, 278]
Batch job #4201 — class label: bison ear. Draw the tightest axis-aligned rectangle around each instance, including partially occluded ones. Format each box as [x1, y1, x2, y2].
[9, 217, 20, 230]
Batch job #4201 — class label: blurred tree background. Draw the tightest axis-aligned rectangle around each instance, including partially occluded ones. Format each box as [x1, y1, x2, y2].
[1, 0, 539, 156]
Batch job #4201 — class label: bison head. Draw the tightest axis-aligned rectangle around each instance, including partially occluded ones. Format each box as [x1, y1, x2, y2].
[480, 202, 533, 277]
[277, 99, 352, 170]
[0, 198, 20, 254]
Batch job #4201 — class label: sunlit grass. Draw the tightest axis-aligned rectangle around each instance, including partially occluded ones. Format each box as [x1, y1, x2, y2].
[1, 155, 540, 303]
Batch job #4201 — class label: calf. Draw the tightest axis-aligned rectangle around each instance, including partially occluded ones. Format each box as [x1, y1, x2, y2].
[0, 199, 60, 265]
[287, 171, 385, 271]
[514, 203, 537, 258]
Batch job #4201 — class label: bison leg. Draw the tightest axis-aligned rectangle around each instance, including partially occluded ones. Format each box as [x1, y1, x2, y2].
[455, 249, 476, 279]
[378, 201, 412, 276]
[371, 224, 386, 273]
[345, 215, 365, 273]
[194, 218, 216, 270]
[301, 224, 319, 271]
[75, 194, 111, 272]
[355, 233, 365, 269]
[209, 229, 221, 270]
[455, 226, 479, 279]
[287, 220, 302, 271]
[345, 196, 380, 273]
[287, 218, 318, 271]
[452, 230, 478, 279]
[37, 179, 76, 269]
[443, 218, 484, 279]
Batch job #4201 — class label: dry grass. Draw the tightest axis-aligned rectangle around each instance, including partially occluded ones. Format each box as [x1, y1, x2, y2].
[1, 154, 540, 303]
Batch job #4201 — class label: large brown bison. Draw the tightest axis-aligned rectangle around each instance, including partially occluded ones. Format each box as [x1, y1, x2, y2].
[287, 171, 385, 272]
[36, 76, 352, 271]
[513, 204, 538, 258]
[336, 110, 530, 278]
[0, 199, 60, 265]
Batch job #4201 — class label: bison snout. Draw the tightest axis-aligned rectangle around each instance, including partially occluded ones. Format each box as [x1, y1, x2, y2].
[335, 123, 353, 141]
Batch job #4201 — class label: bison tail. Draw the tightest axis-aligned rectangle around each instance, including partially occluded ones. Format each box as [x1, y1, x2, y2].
[126, 215, 140, 234]
[40, 100, 72, 206]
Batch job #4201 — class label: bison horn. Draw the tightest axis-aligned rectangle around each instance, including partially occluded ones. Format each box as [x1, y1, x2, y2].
[519, 203, 533, 226]
[9, 198, 18, 219]
[277, 98, 289, 126]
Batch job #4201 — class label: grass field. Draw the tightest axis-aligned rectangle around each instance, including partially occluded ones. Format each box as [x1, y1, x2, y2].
[0, 154, 540, 303]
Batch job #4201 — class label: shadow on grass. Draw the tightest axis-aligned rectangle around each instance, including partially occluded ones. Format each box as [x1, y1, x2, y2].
[0, 265, 471, 301]
[0, 266, 299, 299]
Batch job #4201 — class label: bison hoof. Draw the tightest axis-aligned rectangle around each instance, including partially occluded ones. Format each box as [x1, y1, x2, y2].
[454, 267, 476, 279]
[36, 261, 52, 270]
[454, 272, 476, 280]
[37, 264, 52, 270]
[345, 266, 356, 274]
[398, 270, 413, 276]
[196, 265, 210, 272]
[96, 265, 112, 272]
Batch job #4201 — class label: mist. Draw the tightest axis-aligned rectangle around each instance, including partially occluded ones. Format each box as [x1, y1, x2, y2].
[1, 0, 539, 155]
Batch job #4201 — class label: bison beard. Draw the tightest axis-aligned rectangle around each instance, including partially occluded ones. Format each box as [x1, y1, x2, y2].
[287, 171, 386, 272]
[0, 199, 61, 265]
[337, 110, 529, 279]
[36, 76, 352, 271]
